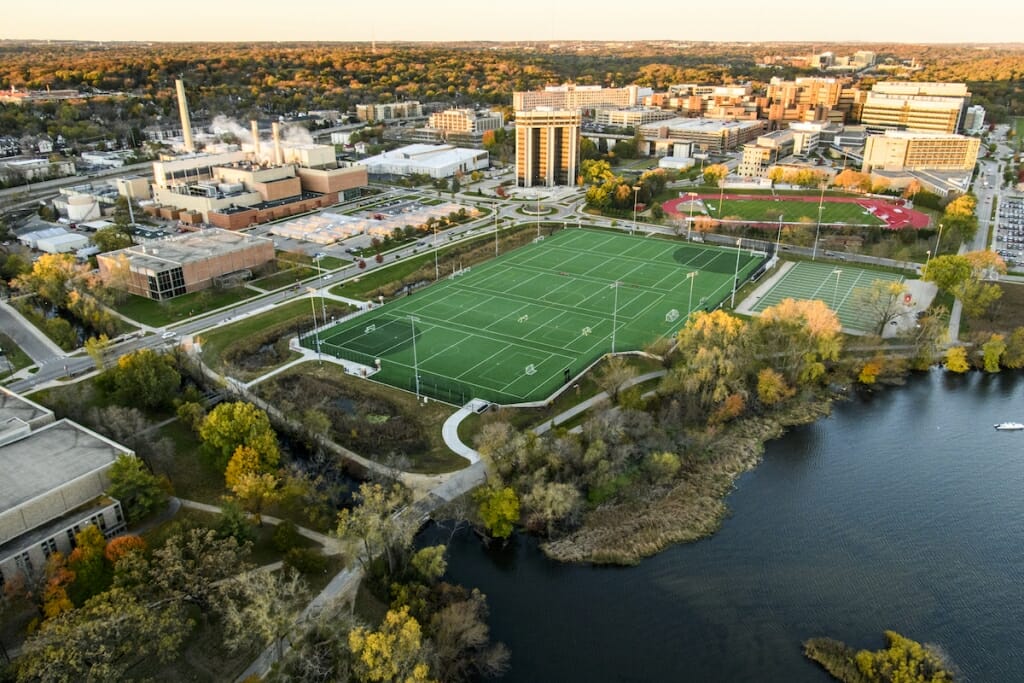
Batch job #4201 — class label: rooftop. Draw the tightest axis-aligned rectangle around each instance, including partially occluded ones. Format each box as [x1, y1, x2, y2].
[0, 388, 51, 429]
[640, 117, 764, 133]
[0, 419, 128, 512]
[100, 228, 272, 271]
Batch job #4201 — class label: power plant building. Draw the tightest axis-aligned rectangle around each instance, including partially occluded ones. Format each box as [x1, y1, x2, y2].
[515, 109, 581, 188]
[97, 228, 274, 300]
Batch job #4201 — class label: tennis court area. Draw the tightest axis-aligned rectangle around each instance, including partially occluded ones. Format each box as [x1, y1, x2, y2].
[748, 261, 904, 332]
[304, 228, 765, 405]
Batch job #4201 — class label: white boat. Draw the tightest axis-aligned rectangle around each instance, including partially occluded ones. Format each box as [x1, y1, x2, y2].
[993, 422, 1024, 431]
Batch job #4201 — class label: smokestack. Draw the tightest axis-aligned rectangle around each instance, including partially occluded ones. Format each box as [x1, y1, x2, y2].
[175, 79, 194, 153]
[250, 120, 261, 157]
[272, 122, 283, 165]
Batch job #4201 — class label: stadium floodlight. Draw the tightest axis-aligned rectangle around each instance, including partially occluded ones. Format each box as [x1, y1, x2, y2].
[686, 271, 697, 317]
[687, 191, 698, 241]
[832, 269, 842, 310]
[434, 224, 439, 280]
[632, 185, 642, 235]
[494, 206, 499, 256]
[308, 287, 322, 364]
[731, 239, 742, 308]
[813, 183, 826, 261]
[934, 222, 944, 258]
[610, 281, 620, 354]
[410, 315, 421, 399]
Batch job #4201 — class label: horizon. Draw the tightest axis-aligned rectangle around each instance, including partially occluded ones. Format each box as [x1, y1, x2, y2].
[4, 0, 1024, 44]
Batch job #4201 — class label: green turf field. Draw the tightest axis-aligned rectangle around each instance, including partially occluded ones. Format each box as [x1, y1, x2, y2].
[304, 229, 765, 405]
[707, 198, 885, 226]
[748, 261, 905, 333]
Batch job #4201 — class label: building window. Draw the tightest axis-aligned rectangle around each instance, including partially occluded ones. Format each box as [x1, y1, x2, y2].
[15, 552, 33, 576]
[114, 504, 124, 524]
[40, 538, 58, 559]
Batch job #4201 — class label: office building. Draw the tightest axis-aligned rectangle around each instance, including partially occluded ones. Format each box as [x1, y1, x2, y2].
[0, 388, 130, 587]
[515, 109, 581, 188]
[861, 131, 980, 173]
[428, 109, 504, 137]
[762, 77, 848, 127]
[860, 82, 970, 134]
[513, 84, 647, 112]
[638, 117, 765, 154]
[356, 101, 424, 122]
[593, 107, 676, 127]
[97, 228, 274, 300]
[737, 130, 795, 178]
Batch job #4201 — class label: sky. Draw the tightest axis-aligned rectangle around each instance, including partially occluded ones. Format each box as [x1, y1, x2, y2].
[4, 0, 1024, 44]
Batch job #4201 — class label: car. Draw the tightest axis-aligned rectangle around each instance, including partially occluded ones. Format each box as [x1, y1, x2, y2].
[161, 331, 177, 339]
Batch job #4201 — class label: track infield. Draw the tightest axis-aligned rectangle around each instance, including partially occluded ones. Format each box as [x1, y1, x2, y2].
[305, 228, 765, 405]
[748, 261, 905, 333]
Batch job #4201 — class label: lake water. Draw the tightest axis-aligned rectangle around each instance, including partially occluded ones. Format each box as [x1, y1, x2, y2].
[433, 369, 1024, 682]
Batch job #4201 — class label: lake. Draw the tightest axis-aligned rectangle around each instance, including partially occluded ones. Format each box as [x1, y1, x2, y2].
[432, 369, 1024, 681]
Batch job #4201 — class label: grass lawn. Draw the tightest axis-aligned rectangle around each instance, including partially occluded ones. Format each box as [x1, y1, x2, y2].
[112, 286, 259, 327]
[312, 229, 760, 405]
[250, 266, 317, 291]
[1014, 117, 1024, 142]
[710, 197, 885, 226]
[0, 333, 33, 378]
[199, 298, 354, 379]
[151, 419, 226, 505]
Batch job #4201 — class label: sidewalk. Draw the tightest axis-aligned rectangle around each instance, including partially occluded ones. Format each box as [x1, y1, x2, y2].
[533, 369, 667, 436]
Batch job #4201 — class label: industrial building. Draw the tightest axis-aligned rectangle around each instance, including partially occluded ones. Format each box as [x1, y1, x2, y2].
[512, 84, 650, 112]
[638, 118, 766, 154]
[97, 228, 273, 300]
[515, 109, 581, 188]
[0, 388, 130, 587]
[861, 130, 980, 173]
[359, 144, 489, 179]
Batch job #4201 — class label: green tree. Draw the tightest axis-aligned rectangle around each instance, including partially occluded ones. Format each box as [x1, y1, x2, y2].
[66, 526, 110, 605]
[150, 527, 249, 614]
[83, 334, 111, 370]
[91, 226, 133, 253]
[198, 401, 280, 471]
[218, 569, 307, 660]
[410, 545, 447, 583]
[106, 348, 181, 410]
[981, 333, 1006, 372]
[335, 482, 416, 577]
[107, 454, 168, 522]
[956, 279, 1003, 319]
[475, 486, 520, 540]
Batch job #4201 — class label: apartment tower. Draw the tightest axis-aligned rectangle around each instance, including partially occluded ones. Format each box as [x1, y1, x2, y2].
[515, 109, 581, 188]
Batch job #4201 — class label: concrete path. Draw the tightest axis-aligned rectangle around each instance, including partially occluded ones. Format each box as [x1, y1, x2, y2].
[533, 369, 667, 436]
[0, 299, 65, 363]
[441, 405, 482, 464]
[177, 498, 343, 555]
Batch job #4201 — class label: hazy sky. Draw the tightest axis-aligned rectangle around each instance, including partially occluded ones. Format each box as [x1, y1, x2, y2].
[4, 0, 1024, 43]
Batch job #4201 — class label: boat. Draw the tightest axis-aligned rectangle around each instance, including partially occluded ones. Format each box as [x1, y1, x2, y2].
[993, 422, 1024, 431]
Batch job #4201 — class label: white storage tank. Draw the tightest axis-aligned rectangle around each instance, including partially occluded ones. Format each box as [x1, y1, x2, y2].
[66, 194, 102, 222]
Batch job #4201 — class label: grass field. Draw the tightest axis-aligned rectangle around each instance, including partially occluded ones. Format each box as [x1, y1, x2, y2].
[709, 197, 886, 226]
[749, 261, 904, 333]
[0, 333, 33, 379]
[112, 286, 259, 327]
[304, 229, 765, 405]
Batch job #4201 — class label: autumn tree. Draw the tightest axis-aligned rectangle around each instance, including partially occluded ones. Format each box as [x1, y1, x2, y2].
[199, 401, 280, 471]
[66, 526, 110, 605]
[84, 334, 111, 370]
[755, 298, 842, 385]
[956, 279, 1003, 319]
[429, 589, 510, 683]
[521, 482, 582, 537]
[104, 535, 147, 565]
[348, 606, 437, 683]
[224, 445, 280, 525]
[756, 367, 795, 407]
[595, 355, 637, 404]
[663, 309, 749, 417]
[474, 486, 520, 540]
[1002, 327, 1024, 369]
[922, 254, 972, 293]
[219, 568, 307, 660]
[104, 348, 181, 410]
[981, 333, 1006, 372]
[335, 482, 416, 577]
[15, 587, 190, 683]
[944, 346, 970, 373]
[702, 163, 728, 186]
[855, 280, 910, 336]
[11, 253, 91, 308]
[150, 527, 249, 614]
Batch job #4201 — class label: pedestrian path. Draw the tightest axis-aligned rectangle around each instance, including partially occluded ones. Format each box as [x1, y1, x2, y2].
[533, 369, 667, 436]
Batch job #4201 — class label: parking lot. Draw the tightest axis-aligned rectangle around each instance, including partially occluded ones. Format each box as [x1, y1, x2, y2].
[995, 196, 1024, 268]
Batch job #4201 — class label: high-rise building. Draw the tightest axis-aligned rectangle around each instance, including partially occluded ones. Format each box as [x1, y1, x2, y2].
[515, 109, 581, 188]
[862, 130, 980, 173]
[860, 82, 970, 134]
[513, 84, 645, 112]
[963, 105, 987, 134]
[762, 77, 848, 128]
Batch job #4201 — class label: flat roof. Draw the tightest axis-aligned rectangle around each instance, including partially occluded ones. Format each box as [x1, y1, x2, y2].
[0, 419, 127, 512]
[0, 388, 51, 426]
[101, 228, 272, 272]
[640, 117, 764, 133]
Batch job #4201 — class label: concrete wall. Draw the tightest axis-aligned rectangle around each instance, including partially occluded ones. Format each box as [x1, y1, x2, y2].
[0, 469, 110, 546]
[297, 166, 367, 194]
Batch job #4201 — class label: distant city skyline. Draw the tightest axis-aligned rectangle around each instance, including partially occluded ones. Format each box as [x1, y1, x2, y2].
[4, 0, 1024, 44]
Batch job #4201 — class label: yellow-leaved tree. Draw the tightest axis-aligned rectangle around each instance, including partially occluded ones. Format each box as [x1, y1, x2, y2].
[224, 445, 279, 526]
[348, 606, 437, 683]
[944, 346, 970, 373]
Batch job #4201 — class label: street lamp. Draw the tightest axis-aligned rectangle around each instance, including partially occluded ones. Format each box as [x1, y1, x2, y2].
[610, 281, 620, 354]
[832, 269, 842, 311]
[494, 206, 499, 256]
[410, 315, 420, 399]
[718, 179, 725, 213]
[934, 222, 944, 258]
[731, 238, 742, 308]
[686, 271, 697, 317]
[536, 194, 541, 238]
[314, 253, 327, 324]
[687, 191, 698, 241]
[308, 288, 322, 364]
[632, 185, 641, 235]
[812, 183, 826, 261]
[434, 223, 439, 280]
[775, 215, 784, 256]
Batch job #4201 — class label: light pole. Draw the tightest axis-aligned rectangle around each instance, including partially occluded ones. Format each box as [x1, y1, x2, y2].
[832, 268, 842, 311]
[687, 191, 697, 241]
[494, 206, 499, 256]
[775, 216, 784, 256]
[308, 288, 321, 364]
[410, 315, 420, 399]
[433, 223, 439, 280]
[731, 238, 742, 308]
[314, 254, 327, 324]
[632, 185, 641, 235]
[812, 184, 826, 261]
[934, 222, 944, 258]
[610, 281, 620, 354]
[536, 195, 541, 238]
[718, 179, 725, 213]
[925, 249, 931, 272]
[686, 271, 697, 317]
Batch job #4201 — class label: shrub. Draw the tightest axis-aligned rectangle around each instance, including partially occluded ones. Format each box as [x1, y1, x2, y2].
[272, 520, 302, 553]
[284, 547, 328, 575]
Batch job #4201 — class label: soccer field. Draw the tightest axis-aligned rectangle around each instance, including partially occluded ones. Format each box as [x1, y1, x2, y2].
[749, 261, 904, 333]
[305, 229, 765, 405]
[709, 197, 886, 226]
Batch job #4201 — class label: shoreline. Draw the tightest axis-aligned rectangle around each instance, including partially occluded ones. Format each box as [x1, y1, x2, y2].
[539, 396, 836, 565]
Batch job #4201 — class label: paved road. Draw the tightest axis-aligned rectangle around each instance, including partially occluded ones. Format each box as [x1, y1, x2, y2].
[0, 299, 65, 364]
